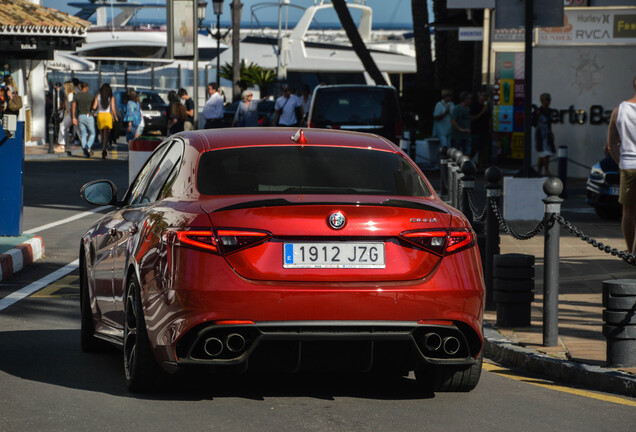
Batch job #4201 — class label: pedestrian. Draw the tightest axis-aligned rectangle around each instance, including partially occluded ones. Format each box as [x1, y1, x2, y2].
[470, 88, 491, 170]
[2, 75, 22, 116]
[178, 88, 195, 131]
[92, 83, 118, 159]
[58, 81, 75, 154]
[168, 91, 187, 135]
[72, 81, 96, 158]
[606, 76, 636, 254]
[202, 83, 224, 128]
[450, 91, 472, 155]
[274, 85, 302, 127]
[51, 82, 64, 143]
[123, 88, 144, 143]
[72, 77, 81, 94]
[432, 88, 455, 150]
[532, 93, 555, 177]
[232, 90, 265, 127]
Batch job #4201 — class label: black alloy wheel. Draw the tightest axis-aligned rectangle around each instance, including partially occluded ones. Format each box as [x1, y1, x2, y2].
[123, 276, 159, 392]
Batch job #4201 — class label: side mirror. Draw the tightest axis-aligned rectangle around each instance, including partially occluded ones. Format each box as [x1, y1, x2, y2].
[80, 180, 118, 206]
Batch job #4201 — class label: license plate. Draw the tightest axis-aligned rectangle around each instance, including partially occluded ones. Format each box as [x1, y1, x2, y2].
[283, 242, 385, 269]
[610, 186, 619, 196]
[144, 110, 161, 117]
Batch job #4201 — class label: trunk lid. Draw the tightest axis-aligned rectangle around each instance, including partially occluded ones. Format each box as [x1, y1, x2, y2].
[201, 195, 452, 282]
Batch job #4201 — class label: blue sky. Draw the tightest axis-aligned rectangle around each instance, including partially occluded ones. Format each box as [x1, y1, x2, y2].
[41, 0, 414, 27]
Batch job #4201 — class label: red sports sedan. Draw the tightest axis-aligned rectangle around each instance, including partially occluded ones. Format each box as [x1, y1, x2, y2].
[79, 128, 485, 393]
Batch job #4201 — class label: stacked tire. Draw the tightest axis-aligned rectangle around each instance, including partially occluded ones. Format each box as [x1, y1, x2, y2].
[602, 279, 636, 367]
[493, 254, 535, 327]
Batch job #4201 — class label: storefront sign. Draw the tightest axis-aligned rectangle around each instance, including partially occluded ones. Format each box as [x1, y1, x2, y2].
[538, 8, 636, 45]
[458, 27, 483, 41]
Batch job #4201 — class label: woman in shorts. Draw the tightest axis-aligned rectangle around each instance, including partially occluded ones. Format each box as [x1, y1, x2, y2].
[92, 83, 118, 159]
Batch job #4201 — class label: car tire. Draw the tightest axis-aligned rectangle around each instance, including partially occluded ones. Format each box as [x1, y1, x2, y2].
[80, 253, 101, 353]
[415, 354, 483, 392]
[123, 275, 160, 393]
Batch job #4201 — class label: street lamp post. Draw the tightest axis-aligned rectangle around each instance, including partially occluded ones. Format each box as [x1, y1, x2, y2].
[194, 0, 207, 128]
[213, 0, 224, 88]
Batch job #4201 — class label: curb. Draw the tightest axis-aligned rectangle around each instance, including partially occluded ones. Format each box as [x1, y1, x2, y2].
[483, 325, 636, 397]
[0, 236, 45, 281]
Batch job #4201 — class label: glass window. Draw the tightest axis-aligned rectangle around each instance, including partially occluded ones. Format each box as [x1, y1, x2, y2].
[143, 141, 183, 203]
[311, 88, 399, 127]
[197, 146, 430, 197]
[125, 143, 170, 206]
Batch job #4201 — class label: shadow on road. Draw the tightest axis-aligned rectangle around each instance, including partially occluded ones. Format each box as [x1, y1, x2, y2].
[0, 329, 435, 401]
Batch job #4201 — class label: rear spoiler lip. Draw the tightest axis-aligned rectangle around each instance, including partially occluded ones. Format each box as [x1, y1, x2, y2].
[211, 198, 448, 214]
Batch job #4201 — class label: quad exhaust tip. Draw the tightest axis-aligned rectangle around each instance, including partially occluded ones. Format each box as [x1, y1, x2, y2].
[423, 332, 443, 351]
[203, 334, 247, 358]
[422, 332, 462, 356]
[226, 333, 246, 353]
[203, 337, 224, 357]
[443, 336, 460, 355]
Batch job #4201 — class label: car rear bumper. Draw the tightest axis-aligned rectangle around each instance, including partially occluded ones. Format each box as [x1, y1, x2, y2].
[586, 180, 620, 209]
[142, 247, 485, 372]
[167, 320, 481, 373]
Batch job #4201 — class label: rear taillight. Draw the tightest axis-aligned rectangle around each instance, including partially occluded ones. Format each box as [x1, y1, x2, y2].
[400, 228, 475, 256]
[176, 230, 218, 252]
[169, 229, 271, 255]
[216, 229, 271, 254]
[308, 120, 314, 128]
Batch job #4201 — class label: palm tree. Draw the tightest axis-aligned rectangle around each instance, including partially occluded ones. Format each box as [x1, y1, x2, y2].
[411, 0, 434, 133]
[331, 0, 387, 86]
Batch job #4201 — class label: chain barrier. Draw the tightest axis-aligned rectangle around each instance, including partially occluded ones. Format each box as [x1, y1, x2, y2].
[490, 198, 545, 241]
[554, 215, 636, 266]
[465, 189, 487, 222]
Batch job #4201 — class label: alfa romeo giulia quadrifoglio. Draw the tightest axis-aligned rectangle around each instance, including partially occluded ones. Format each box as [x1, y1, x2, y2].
[79, 128, 485, 393]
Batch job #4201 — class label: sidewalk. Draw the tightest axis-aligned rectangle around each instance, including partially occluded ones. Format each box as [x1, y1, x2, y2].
[24, 143, 88, 160]
[484, 219, 636, 397]
[427, 167, 636, 397]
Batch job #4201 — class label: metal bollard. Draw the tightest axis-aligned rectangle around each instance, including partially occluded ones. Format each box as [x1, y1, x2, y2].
[542, 177, 563, 347]
[48, 121, 55, 154]
[602, 279, 636, 367]
[440, 147, 450, 201]
[460, 159, 475, 218]
[450, 150, 463, 208]
[454, 155, 469, 209]
[558, 145, 568, 198]
[485, 166, 502, 311]
[449, 150, 460, 206]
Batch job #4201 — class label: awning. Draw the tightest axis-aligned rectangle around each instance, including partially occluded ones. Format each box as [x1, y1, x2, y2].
[46, 51, 96, 72]
[0, 0, 90, 60]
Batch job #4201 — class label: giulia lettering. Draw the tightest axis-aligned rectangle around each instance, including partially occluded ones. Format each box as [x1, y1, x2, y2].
[410, 218, 438, 223]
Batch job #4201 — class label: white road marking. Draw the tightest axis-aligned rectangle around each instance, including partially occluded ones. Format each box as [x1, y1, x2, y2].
[23, 206, 111, 234]
[0, 259, 79, 311]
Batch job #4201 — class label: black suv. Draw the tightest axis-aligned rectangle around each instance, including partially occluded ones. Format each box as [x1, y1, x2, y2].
[307, 84, 403, 144]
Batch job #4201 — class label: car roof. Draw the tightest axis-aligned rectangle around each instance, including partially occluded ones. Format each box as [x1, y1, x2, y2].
[184, 127, 399, 153]
[315, 84, 396, 90]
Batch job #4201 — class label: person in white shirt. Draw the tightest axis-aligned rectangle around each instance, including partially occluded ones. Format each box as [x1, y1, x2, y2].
[607, 75, 636, 253]
[203, 83, 224, 128]
[274, 85, 302, 127]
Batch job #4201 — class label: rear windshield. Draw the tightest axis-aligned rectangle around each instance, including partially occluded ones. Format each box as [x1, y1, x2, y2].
[311, 88, 399, 127]
[197, 146, 430, 197]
